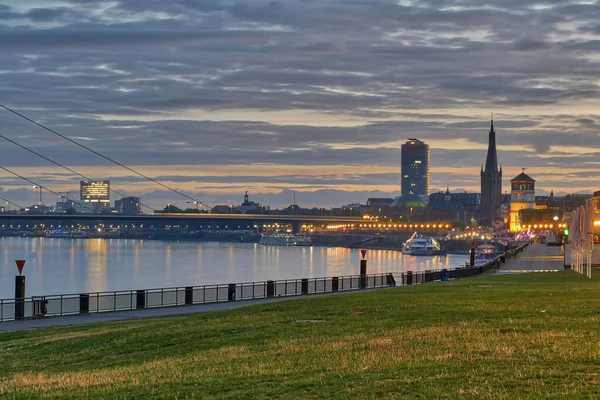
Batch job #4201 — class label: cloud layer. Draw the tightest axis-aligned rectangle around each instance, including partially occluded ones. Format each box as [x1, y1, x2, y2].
[1, 0, 600, 208]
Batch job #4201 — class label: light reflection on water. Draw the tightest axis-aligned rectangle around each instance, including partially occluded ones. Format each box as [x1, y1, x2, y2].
[0, 237, 469, 298]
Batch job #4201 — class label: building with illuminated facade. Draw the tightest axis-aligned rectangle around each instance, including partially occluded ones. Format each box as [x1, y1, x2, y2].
[401, 138, 429, 197]
[80, 180, 110, 213]
[509, 170, 535, 232]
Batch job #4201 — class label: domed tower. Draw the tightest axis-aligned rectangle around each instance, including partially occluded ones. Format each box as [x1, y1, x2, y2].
[509, 169, 535, 232]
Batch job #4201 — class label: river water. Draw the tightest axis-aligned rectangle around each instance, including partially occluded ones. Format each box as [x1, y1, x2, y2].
[0, 237, 469, 299]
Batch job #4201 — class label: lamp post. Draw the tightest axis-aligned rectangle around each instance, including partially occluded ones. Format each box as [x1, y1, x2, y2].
[33, 186, 42, 207]
[185, 198, 199, 212]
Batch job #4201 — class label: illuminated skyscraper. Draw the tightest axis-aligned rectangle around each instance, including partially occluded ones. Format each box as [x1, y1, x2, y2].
[80, 180, 110, 213]
[401, 138, 430, 196]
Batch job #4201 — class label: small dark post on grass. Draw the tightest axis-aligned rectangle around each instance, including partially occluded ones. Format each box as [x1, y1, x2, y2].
[14, 260, 26, 320]
[360, 249, 367, 289]
[470, 240, 476, 266]
[136, 290, 146, 309]
[301, 278, 309, 294]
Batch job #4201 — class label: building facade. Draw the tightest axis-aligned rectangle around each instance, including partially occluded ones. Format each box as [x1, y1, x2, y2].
[401, 138, 430, 196]
[509, 171, 535, 232]
[480, 120, 502, 221]
[80, 180, 110, 213]
[115, 196, 141, 214]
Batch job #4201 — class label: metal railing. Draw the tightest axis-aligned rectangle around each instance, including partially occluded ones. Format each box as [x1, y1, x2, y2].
[0, 244, 528, 322]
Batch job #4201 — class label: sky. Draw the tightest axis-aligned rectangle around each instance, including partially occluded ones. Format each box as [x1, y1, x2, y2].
[1, 0, 600, 210]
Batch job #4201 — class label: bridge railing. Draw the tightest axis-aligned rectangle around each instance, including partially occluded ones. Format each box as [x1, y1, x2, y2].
[0, 244, 528, 322]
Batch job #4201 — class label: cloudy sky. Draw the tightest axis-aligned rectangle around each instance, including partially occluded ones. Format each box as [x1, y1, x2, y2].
[1, 0, 599, 210]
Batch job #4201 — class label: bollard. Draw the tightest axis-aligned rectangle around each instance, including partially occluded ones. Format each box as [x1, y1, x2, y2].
[470, 247, 475, 267]
[332, 277, 339, 292]
[386, 273, 396, 287]
[228, 283, 236, 301]
[301, 278, 309, 295]
[266, 280, 275, 298]
[14, 276, 25, 320]
[360, 259, 367, 289]
[80, 294, 90, 314]
[15, 275, 25, 319]
[185, 286, 193, 305]
[136, 290, 145, 309]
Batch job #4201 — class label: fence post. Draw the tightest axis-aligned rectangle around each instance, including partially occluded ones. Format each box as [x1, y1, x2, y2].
[405, 271, 413, 285]
[301, 278, 309, 295]
[80, 294, 90, 314]
[228, 283, 236, 301]
[136, 290, 146, 309]
[360, 259, 367, 289]
[267, 280, 275, 298]
[185, 286, 193, 304]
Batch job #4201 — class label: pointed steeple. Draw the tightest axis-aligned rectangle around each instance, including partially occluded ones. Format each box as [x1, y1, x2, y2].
[483, 118, 499, 175]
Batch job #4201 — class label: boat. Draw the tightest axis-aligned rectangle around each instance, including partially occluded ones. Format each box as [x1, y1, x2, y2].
[473, 244, 498, 265]
[259, 233, 312, 246]
[45, 230, 91, 239]
[401, 232, 445, 256]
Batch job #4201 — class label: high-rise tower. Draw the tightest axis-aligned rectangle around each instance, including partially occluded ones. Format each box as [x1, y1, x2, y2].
[401, 138, 430, 196]
[480, 120, 502, 219]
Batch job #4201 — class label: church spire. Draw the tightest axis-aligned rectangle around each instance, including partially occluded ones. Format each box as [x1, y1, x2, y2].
[483, 117, 499, 175]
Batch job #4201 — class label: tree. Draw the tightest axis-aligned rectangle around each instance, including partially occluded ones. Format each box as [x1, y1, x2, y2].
[161, 204, 184, 213]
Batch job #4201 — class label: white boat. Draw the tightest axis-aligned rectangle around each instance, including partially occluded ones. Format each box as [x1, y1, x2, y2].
[259, 233, 312, 246]
[473, 244, 498, 265]
[401, 232, 445, 256]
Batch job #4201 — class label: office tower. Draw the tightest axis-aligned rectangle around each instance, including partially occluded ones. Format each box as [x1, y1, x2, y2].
[401, 138, 430, 196]
[80, 180, 110, 213]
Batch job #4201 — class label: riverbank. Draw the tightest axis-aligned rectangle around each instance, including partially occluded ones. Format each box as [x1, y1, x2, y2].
[0, 230, 500, 254]
[0, 269, 597, 399]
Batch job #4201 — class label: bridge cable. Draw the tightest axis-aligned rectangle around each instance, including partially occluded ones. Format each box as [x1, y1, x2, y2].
[0, 165, 97, 214]
[0, 195, 23, 210]
[0, 132, 157, 213]
[0, 103, 211, 210]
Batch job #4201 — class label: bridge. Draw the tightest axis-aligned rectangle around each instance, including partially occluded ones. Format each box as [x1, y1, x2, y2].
[0, 213, 452, 234]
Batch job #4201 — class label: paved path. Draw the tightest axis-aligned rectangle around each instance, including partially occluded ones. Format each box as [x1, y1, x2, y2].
[497, 243, 564, 274]
[0, 288, 371, 333]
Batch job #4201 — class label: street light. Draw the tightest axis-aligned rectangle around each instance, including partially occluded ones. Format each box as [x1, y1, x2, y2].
[33, 186, 42, 206]
[185, 198, 199, 212]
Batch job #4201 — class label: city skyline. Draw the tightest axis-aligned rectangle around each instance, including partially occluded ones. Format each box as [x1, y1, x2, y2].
[1, 1, 600, 209]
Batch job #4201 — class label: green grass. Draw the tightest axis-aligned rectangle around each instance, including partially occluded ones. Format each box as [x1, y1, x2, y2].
[1, 270, 600, 399]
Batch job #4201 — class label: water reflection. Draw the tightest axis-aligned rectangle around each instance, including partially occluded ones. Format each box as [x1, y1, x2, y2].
[0, 237, 469, 298]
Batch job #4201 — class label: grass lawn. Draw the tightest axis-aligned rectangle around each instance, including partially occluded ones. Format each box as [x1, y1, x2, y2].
[1, 270, 600, 399]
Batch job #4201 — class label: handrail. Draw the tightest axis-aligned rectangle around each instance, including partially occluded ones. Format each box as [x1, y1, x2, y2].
[0, 244, 529, 322]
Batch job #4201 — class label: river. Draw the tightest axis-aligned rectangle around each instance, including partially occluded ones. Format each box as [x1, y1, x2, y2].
[0, 237, 469, 299]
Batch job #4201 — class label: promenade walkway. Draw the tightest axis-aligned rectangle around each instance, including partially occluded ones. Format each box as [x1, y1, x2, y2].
[0, 288, 358, 333]
[497, 243, 564, 274]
